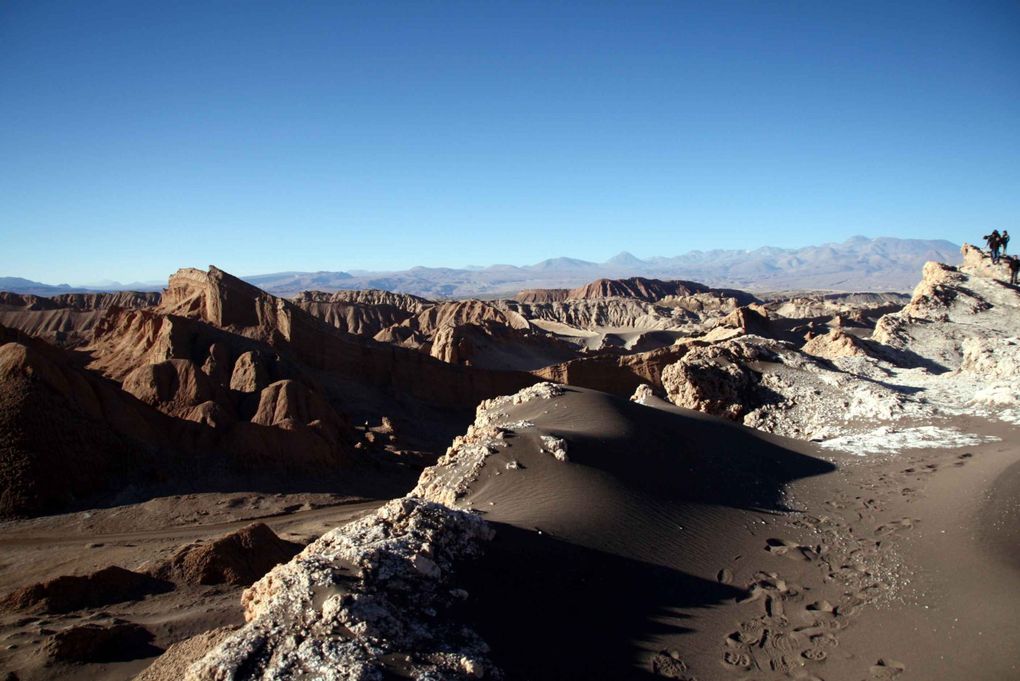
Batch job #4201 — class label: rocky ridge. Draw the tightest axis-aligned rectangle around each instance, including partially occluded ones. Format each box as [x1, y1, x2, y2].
[659, 244, 1020, 450]
[184, 383, 568, 680]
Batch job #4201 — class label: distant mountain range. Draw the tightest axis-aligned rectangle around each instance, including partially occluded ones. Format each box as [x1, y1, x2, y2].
[2, 236, 963, 298]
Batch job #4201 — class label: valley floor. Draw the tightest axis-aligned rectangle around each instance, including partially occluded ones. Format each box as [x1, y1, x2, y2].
[0, 494, 385, 681]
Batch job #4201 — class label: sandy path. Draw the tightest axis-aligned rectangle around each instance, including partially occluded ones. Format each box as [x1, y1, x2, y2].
[0, 499, 382, 549]
[695, 416, 1020, 681]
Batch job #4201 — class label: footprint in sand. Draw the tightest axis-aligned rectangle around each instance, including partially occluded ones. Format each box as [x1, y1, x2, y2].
[874, 517, 919, 536]
[789, 672, 826, 681]
[806, 600, 836, 613]
[953, 452, 974, 467]
[721, 649, 751, 670]
[870, 658, 906, 679]
[717, 568, 734, 584]
[650, 650, 696, 679]
[765, 538, 818, 561]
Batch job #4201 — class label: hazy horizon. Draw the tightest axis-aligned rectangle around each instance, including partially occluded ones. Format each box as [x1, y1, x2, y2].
[0, 233, 964, 288]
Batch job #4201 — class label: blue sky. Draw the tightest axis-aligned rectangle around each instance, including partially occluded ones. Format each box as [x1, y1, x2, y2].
[1, 1, 1018, 284]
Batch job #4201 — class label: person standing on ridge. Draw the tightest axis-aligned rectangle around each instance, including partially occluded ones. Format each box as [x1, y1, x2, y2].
[1009, 255, 1020, 286]
[1002, 230, 1010, 255]
[985, 230, 1002, 263]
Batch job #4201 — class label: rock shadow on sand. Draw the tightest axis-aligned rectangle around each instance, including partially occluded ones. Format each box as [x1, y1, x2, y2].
[457, 524, 746, 680]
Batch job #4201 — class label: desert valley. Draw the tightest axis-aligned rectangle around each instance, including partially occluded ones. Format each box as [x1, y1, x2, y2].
[0, 241, 1017, 680]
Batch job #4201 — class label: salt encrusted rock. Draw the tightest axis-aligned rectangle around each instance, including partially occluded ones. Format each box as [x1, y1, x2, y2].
[801, 329, 876, 360]
[540, 435, 569, 462]
[187, 497, 497, 681]
[414, 383, 566, 504]
[630, 383, 655, 404]
[475, 382, 563, 427]
[872, 247, 1020, 370]
[958, 336, 1020, 380]
[660, 335, 931, 442]
[660, 338, 771, 420]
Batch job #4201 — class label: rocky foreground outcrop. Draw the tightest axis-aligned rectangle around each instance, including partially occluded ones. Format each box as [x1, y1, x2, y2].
[660, 334, 930, 442]
[179, 383, 568, 680]
[185, 498, 496, 681]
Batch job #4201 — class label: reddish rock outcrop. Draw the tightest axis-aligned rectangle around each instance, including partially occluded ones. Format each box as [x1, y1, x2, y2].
[533, 344, 692, 396]
[0, 331, 159, 517]
[515, 288, 570, 303]
[293, 289, 427, 337]
[229, 350, 269, 393]
[122, 359, 220, 419]
[411, 299, 530, 335]
[566, 277, 712, 302]
[0, 291, 161, 348]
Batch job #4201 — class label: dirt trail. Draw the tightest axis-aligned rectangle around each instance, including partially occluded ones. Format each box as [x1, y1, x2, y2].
[0, 499, 382, 549]
[702, 415, 1020, 681]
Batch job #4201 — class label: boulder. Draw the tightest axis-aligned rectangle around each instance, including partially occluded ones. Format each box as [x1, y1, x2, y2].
[661, 343, 763, 419]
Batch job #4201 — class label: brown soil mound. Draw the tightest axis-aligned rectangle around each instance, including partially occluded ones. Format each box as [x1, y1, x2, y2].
[0, 566, 172, 614]
[150, 522, 302, 586]
[45, 621, 158, 663]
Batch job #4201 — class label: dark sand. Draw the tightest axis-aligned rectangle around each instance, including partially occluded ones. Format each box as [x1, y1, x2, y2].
[451, 389, 1020, 680]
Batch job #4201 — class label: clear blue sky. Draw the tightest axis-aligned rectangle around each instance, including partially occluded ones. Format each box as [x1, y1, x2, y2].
[1, 1, 1018, 284]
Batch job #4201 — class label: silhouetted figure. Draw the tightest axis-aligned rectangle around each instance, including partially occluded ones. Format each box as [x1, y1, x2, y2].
[984, 230, 1002, 263]
[1003, 230, 1011, 255]
[1009, 256, 1020, 286]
